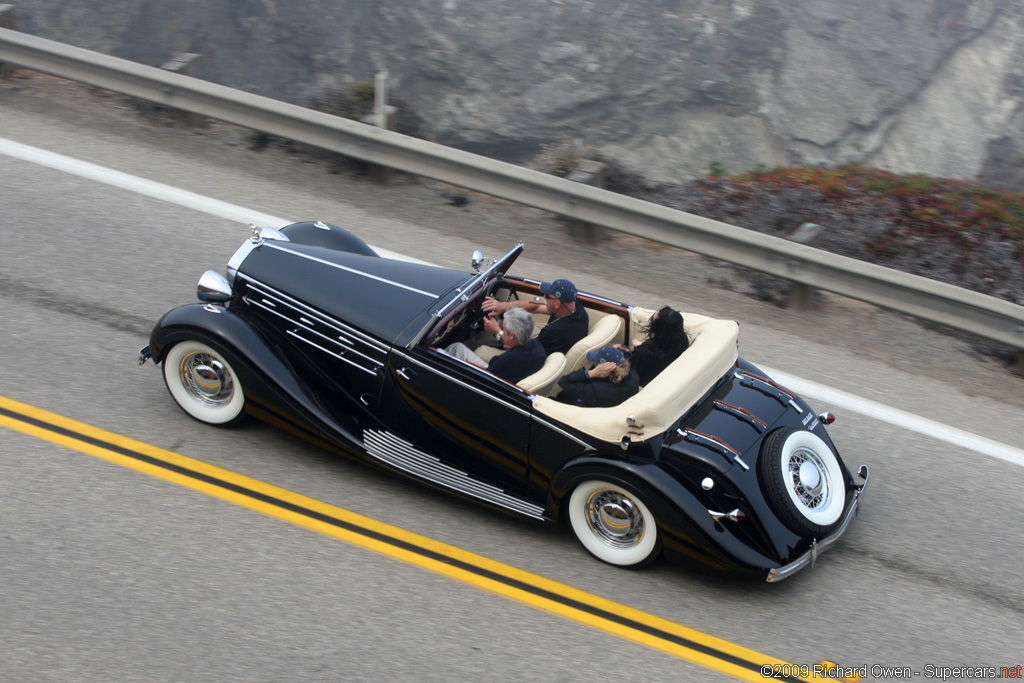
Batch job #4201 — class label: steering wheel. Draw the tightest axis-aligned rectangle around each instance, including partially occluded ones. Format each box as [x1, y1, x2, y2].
[467, 279, 520, 331]
[485, 279, 520, 303]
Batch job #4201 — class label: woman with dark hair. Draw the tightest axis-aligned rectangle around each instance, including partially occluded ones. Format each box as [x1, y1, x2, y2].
[617, 306, 689, 386]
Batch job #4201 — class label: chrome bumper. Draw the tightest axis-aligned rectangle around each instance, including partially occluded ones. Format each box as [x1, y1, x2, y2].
[138, 344, 152, 366]
[766, 464, 869, 582]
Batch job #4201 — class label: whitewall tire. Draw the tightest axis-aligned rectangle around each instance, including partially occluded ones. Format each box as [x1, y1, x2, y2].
[568, 479, 660, 567]
[759, 427, 846, 537]
[162, 340, 246, 426]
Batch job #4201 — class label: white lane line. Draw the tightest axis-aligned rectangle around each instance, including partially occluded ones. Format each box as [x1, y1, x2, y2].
[4, 137, 1023, 468]
[0, 137, 420, 262]
[765, 367, 1024, 468]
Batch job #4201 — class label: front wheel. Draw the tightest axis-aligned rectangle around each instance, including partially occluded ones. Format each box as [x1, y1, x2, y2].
[567, 479, 661, 567]
[162, 340, 246, 426]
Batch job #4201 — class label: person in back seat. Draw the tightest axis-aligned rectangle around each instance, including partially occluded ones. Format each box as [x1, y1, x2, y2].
[482, 278, 588, 355]
[616, 306, 688, 386]
[555, 346, 639, 407]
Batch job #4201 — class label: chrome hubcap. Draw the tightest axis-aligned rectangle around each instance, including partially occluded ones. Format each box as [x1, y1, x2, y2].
[179, 352, 233, 407]
[585, 489, 645, 548]
[788, 448, 831, 510]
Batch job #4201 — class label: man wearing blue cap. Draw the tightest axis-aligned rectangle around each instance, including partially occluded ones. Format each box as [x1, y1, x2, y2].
[555, 345, 640, 407]
[482, 277, 589, 355]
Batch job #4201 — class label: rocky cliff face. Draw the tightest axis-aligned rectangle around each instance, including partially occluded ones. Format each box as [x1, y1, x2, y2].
[13, 0, 1024, 186]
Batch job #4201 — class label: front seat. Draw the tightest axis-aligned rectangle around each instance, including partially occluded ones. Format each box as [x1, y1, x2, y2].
[564, 314, 624, 374]
[517, 352, 566, 396]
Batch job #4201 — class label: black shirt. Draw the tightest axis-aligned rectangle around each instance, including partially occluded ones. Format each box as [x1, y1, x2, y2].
[488, 338, 546, 384]
[629, 342, 681, 386]
[538, 305, 589, 355]
[555, 367, 641, 408]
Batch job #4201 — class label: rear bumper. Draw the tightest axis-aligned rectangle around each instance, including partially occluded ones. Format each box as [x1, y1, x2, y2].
[766, 464, 869, 582]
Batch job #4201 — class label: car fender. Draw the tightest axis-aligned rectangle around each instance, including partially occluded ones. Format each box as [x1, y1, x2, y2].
[279, 221, 379, 255]
[548, 455, 781, 574]
[149, 303, 365, 451]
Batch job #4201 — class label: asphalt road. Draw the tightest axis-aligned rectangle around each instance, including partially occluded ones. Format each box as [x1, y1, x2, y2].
[2, 78, 1023, 682]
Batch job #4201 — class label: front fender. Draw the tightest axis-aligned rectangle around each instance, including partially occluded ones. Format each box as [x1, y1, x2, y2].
[149, 303, 364, 453]
[548, 455, 781, 575]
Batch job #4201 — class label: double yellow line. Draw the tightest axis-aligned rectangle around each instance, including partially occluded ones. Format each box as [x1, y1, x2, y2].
[0, 395, 839, 682]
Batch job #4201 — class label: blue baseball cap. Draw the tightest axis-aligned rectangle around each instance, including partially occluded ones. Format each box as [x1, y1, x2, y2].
[586, 345, 625, 365]
[539, 278, 577, 302]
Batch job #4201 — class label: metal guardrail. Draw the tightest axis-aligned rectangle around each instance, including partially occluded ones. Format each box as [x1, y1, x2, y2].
[2, 27, 1023, 352]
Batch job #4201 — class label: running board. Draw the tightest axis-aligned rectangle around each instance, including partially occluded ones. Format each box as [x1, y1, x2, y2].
[363, 429, 547, 521]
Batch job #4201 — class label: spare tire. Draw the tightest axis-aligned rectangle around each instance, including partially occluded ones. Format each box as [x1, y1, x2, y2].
[758, 427, 846, 537]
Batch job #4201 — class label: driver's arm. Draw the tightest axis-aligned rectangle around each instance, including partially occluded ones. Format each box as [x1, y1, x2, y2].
[482, 314, 502, 337]
[482, 297, 544, 315]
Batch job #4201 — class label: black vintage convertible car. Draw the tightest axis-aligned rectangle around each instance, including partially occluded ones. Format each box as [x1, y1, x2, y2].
[140, 221, 868, 581]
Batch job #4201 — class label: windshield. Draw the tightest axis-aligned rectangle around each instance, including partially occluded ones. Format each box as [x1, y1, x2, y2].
[405, 243, 524, 348]
[434, 243, 524, 319]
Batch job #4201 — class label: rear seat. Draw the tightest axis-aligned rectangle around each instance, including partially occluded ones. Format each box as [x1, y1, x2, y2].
[533, 314, 740, 445]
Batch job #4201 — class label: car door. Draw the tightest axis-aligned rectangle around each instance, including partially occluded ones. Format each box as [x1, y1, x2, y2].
[376, 345, 546, 519]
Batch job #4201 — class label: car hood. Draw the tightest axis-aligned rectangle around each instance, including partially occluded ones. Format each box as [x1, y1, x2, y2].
[235, 240, 471, 344]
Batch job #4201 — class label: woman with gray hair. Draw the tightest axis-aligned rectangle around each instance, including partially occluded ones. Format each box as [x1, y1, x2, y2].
[444, 307, 546, 384]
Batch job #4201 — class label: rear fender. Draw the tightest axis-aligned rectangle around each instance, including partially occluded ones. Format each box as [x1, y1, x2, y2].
[549, 456, 780, 574]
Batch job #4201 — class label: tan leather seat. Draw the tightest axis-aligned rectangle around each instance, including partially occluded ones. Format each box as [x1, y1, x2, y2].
[534, 315, 740, 445]
[564, 314, 624, 374]
[517, 352, 566, 396]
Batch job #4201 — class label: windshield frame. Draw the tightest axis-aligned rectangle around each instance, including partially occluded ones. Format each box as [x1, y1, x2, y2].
[403, 243, 524, 349]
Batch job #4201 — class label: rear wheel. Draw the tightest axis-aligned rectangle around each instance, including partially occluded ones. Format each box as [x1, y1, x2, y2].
[759, 427, 845, 537]
[568, 479, 660, 567]
[162, 340, 246, 426]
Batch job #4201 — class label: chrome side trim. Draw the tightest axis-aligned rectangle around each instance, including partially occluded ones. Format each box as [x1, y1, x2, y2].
[734, 370, 800, 411]
[680, 429, 749, 471]
[239, 276, 386, 376]
[766, 464, 869, 582]
[263, 242, 439, 298]
[246, 296, 382, 373]
[285, 330, 378, 376]
[712, 400, 768, 432]
[363, 429, 546, 520]
[238, 275, 389, 352]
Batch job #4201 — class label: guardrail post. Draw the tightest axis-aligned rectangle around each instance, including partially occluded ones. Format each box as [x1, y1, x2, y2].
[358, 70, 397, 183]
[0, 5, 15, 80]
[373, 70, 389, 129]
[159, 52, 204, 127]
[566, 159, 607, 243]
[784, 223, 827, 310]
